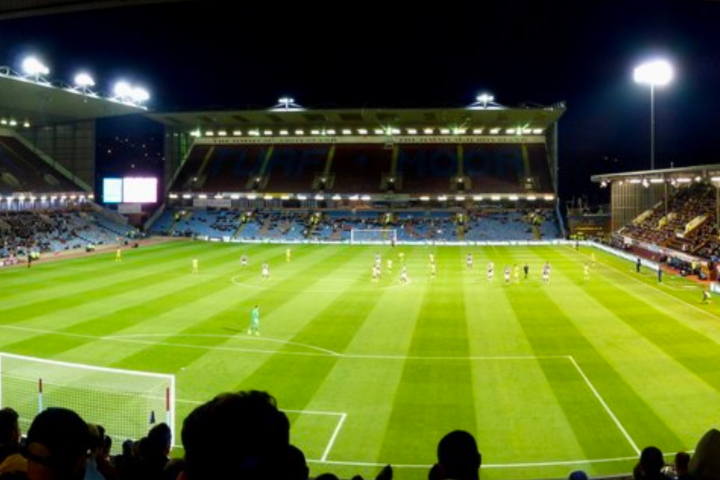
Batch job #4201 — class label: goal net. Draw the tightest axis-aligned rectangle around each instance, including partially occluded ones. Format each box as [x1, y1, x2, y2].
[0, 352, 175, 451]
[350, 228, 398, 245]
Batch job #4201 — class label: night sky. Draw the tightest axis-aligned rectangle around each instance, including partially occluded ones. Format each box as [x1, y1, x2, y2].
[1, 0, 720, 203]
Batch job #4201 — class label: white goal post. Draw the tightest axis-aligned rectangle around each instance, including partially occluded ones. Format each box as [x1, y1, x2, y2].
[0, 352, 175, 450]
[349, 229, 398, 245]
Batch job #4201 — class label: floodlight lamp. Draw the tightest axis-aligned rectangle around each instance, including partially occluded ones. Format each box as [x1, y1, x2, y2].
[22, 56, 49, 77]
[74, 73, 95, 88]
[476, 93, 494, 106]
[131, 87, 150, 103]
[114, 81, 132, 98]
[634, 60, 673, 86]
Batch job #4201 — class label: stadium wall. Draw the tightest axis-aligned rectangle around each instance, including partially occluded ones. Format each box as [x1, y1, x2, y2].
[610, 182, 665, 231]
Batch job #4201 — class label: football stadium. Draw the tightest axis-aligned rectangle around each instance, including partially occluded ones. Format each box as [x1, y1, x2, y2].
[2, 3, 720, 480]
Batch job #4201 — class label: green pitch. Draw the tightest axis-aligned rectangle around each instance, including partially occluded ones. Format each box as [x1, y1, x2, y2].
[1, 241, 719, 480]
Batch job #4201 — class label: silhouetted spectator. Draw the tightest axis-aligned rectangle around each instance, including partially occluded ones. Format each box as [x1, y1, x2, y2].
[181, 390, 289, 479]
[689, 428, 720, 480]
[0, 408, 25, 478]
[25, 407, 90, 480]
[287, 445, 309, 480]
[675, 452, 690, 480]
[634, 446, 670, 480]
[435, 430, 481, 480]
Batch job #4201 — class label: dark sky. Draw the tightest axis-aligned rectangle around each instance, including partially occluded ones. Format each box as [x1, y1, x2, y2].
[1, 0, 720, 202]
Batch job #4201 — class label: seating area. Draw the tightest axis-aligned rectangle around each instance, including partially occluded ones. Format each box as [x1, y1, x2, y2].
[620, 183, 718, 260]
[149, 207, 561, 243]
[169, 142, 554, 195]
[0, 208, 132, 258]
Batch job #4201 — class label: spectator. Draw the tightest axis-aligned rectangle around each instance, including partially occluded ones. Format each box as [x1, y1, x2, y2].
[0, 408, 25, 478]
[180, 390, 289, 480]
[634, 446, 671, 480]
[434, 430, 481, 480]
[689, 428, 720, 480]
[25, 407, 90, 480]
[675, 452, 690, 480]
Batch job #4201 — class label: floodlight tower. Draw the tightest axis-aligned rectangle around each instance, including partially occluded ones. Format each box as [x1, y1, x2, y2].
[633, 59, 673, 170]
[74, 72, 95, 97]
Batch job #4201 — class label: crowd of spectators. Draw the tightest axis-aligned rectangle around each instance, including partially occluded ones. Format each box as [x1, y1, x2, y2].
[1, 390, 716, 480]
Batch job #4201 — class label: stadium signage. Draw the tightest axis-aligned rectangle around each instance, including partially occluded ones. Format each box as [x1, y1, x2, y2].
[195, 135, 546, 146]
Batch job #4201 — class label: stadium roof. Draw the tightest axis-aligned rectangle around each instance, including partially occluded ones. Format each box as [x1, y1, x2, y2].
[147, 105, 565, 131]
[591, 164, 720, 184]
[0, 0, 198, 20]
[0, 74, 145, 126]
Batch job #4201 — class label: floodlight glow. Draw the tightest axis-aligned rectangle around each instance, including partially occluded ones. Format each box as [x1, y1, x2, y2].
[491, 196, 501, 201]
[332, 194, 342, 201]
[198, 194, 207, 199]
[326, 129, 336, 135]
[473, 195, 484, 201]
[246, 194, 257, 200]
[249, 130, 260, 136]
[509, 195, 519, 201]
[295, 129, 305, 135]
[695, 176, 702, 182]
[507, 129, 516, 134]
[490, 128, 501, 134]
[230, 194, 241, 200]
[131, 87, 150, 103]
[440, 128, 450, 135]
[311, 129, 321, 135]
[420, 196, 430, 201]
[374, 128, 384, 135]
[74, 72, 95, 88]
[23, 120, 30, 128]
[650, 178, 664, 184]
[22, 56, 49, 77]
[628, 179, 642, 184]
[214, 194, 223, 199]
[407, 128, 418, 135]
[360, 195, 371, 201]
[532, 128, 543, 134]
[233, 130, 242, 136]
[113, 81, 132, 98]
[342, 129, 352, 135]
[473, 128, 483, 134]
[438, 195, 448, 201]
[205, 131, 214, 137]
[391, 128, 401, 135]
[527, 196, 537, 201]
[424, 128, 434, 134]
[634, 60, 673, 86]
[182, 194, 192, 199]
[169, 193, 179, 199]
[455, 195, 466, 201]
[0, 119, 7, 125]
[544, 195, 555, 201]
[476, 93, 494, 106]
[357, 129, 368, 135]
[263, 130, 273, 136]
[349, 195, 360, 201]
[264, 195, 273, 200]
[297, 195, 308, 200]
[18, 195, 25, 201]
[279, 130, 289, 136]
[712, 177, 720, 182]
[314, 194, 324, 200]
[9, 120, 17, 127]
[280, 195, 290, 200]
[218, 131, 227, 137]
[522, 129, 532, 134]
[190, 130, 201, 137]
